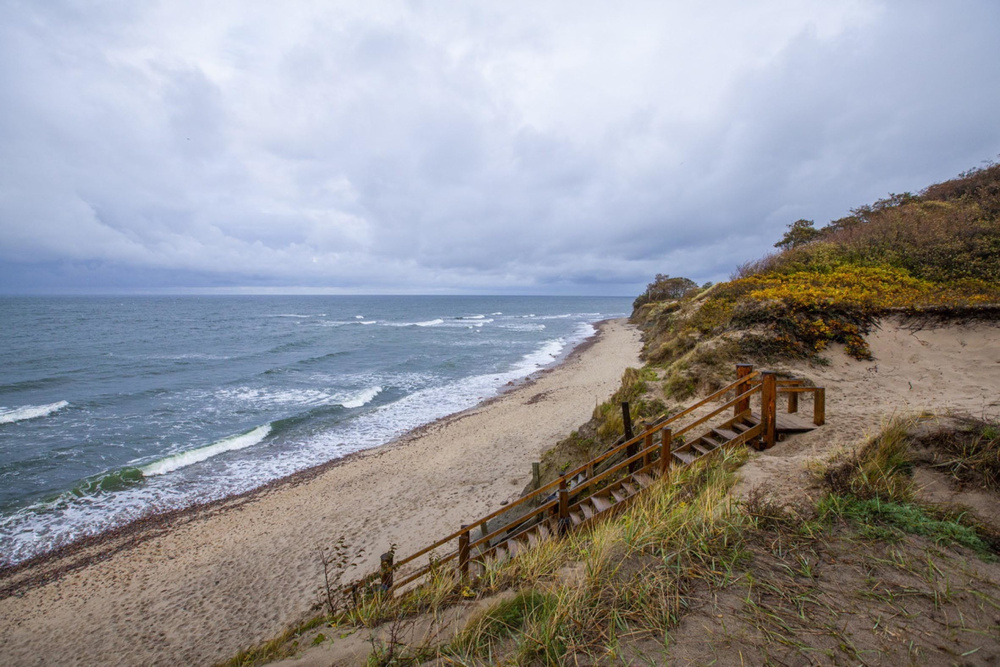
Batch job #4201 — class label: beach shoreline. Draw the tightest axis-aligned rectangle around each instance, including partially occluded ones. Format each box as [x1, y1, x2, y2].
[0, 320, 608, 592]
[0, 318, 642, 666]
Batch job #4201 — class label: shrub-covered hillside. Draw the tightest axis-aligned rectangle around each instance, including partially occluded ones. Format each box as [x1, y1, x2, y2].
[633, 162, 1000, 370]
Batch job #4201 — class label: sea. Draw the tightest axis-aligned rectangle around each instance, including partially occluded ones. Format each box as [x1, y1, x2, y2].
[0, 295, 632, 567]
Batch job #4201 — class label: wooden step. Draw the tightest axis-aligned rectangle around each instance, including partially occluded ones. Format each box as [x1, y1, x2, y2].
[494, 544, 508, 562]
[537, 523, 552, 540]
[570, 511, 583, 526]
[692, 438, 716, 455]
[610, 488, 627, 503]
[581, 502, 595, 520]
[712, 427, 739, 441]
[591, 495, 613, 512]
[731, 421, 750, 433]
[525, 530, 538, 547]
[673, 450, 697, 466]
[634, 472, 654, 488]
[621, 482, 637, 495]
[506, 540, 521, 558]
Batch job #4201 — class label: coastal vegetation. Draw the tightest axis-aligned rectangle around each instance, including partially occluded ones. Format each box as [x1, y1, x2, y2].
[230, 163, 1000, 664]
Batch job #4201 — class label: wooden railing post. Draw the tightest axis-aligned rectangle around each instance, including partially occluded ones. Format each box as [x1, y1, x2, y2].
[558, 476, 570, 536]
[761, 371, 777, 449]
[642, 432, 654, 469]
[380, 551, 394, 591]
[735, 363, 753, 416]
[531, 462, 541, 490]
[787, 389, 798, 414]
[660, 428, 672, 476]
[622, 402, 636, 470]
[621, 402, 634, 440]
[458, 526, 470, 579]
[814, 388, 826, 426]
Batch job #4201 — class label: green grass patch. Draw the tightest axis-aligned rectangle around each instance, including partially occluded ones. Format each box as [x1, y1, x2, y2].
[818, 495, 993, 559]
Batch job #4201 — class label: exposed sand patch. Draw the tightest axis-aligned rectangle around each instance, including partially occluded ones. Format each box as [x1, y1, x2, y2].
[0, 320, 642, 666]
[737, 317, 1000, 505]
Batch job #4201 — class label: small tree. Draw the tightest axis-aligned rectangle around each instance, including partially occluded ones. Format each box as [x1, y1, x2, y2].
[634, 274, 698, 309]
[775, 219, 821, 250]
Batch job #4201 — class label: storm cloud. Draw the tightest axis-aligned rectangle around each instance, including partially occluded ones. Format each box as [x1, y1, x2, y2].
[2, 1, 998, 294]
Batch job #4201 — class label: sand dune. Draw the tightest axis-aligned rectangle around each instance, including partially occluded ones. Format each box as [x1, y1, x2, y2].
[738, 317, 1000, 502]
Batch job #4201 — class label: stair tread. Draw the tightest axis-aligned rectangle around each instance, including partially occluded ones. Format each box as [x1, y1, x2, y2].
[538, 524, 552, 540]
[712, 428, 739, 441]
[581, 502, 595, 519]
[610, 488, 627, 503]
[570, 512, 583, 526]
[621, 482, 637, 495]
[673, 450, 697, 465]
[591, 495, 613, 512]
[693, 439, 715, 455]
[634, 472, 654, 488]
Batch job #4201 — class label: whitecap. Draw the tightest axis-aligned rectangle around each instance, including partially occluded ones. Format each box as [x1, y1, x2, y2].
[340, 386, 382, 409]
[0, 401, 69, 425]
[141, 425, 272, 477]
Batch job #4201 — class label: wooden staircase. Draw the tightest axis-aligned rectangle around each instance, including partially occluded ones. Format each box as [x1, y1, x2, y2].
[348, 364, 826, 596]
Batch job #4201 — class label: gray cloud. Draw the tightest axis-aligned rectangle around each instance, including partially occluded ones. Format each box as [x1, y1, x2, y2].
[1, 0, 999, 294]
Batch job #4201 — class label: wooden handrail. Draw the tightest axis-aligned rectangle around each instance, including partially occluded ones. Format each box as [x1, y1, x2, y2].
[469, 499, 558, 552]
[673, 385, 760, 438]
[569, 442, 660, 497]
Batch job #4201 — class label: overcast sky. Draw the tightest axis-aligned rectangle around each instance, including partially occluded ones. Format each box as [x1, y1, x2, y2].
[1, 1, 998, 295]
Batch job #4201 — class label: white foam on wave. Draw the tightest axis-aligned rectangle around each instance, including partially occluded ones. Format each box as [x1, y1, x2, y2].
[217, 387, 335, 408]
[0, 401, 69, 425]
[500, 322, 546, 332]
[141, 425, 272, 477]
[382, 319, 444, 327]
[355, 315, 364, 319]
[357, 320, 377, 325]
[340, 386, 382, 409]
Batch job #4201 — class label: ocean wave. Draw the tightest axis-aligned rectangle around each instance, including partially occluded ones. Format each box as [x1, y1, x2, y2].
[0, 400, 69, 425]
[381, 318, 444, 328]
[141, 425, 272, 477]
[216, 387, 335, 408]
[500, 322, 546, 332]
[340, 386, 382, 409]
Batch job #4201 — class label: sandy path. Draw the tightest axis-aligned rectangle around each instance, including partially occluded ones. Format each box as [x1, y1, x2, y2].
[737, 317, 1000, 502]
[0, 320, 642, 666]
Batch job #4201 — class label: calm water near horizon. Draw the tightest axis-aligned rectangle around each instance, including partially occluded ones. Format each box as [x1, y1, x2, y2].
[0, 295, 631, 566]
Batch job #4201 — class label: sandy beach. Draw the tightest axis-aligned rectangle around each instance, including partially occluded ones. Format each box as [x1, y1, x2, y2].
[0, 319, 642, 666]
